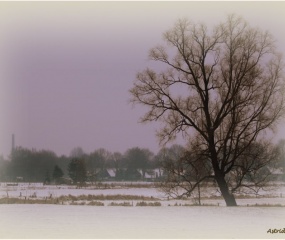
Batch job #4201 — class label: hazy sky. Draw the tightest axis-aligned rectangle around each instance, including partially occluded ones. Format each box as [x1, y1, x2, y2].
[0, 2, 285, 157]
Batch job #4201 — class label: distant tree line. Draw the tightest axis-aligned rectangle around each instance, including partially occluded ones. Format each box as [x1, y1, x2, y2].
[0, 148, 69, 183]
[0, 141, 284, 185]
[0, 146, 163, 183]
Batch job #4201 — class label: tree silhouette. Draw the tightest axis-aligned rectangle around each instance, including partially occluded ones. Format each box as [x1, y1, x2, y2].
[52, 165, 64, 184]
[68, 158, 87, 185]
[130, 15, 285, 206]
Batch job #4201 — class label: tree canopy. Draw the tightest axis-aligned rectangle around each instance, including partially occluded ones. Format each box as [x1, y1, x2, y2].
[52, 165, 64, 184]
[130, 14, 285, 206]
[68, 158, 87, 184]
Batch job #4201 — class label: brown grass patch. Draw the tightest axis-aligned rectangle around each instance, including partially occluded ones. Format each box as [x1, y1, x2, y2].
[0, 197, 57, 204]
[58, 194, 159, 201]
[108, 202, 133, 207]
[87, 201, 104, 206]
[136, 201, 161, 206]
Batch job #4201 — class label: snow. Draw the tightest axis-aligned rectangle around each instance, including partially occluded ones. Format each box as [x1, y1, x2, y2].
[0, 184, 166, 199]
[0, 182, 284, 238]
[1, 182, 284, 199]
[1, 182, 285, 207]
[0, 204, 284, 238]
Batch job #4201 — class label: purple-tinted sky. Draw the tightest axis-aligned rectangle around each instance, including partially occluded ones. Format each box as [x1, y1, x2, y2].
[0, 2, 285, 157]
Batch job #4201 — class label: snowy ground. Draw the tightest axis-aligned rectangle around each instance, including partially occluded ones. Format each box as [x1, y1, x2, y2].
[1, 182, 285, 206]
[0, 205, 284, 238]
[0, 182, 284, 238]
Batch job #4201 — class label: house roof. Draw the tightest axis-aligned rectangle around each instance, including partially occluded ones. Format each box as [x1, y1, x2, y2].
[268, 167, 284, 175]
[106, 169, 116, 177]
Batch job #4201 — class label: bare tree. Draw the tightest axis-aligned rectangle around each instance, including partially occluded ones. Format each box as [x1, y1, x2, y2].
[277, 139, 285, 173]
[70, 147, 85, 158]
[130, 15, 285, 206]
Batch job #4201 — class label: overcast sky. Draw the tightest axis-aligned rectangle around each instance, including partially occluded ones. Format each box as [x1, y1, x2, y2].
[0, 1, 285, 157]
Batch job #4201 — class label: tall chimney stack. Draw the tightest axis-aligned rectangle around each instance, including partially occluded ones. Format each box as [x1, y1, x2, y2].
[12, 134, 15, 153]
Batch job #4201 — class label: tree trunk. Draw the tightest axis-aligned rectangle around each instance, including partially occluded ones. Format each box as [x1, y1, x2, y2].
[215, 173, 237, 206]
[209, 137, 237, 206]
[197, 182, 201, 206]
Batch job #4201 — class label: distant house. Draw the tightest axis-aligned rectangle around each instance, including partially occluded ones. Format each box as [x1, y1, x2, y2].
[89, 168, 117, 181]
[138, 168, 165, 181]
[16, 176, 23, 182]
[88, 168, 166, 182]
[138, 170, 151, 180]
[106, 169, 116, 179]
[153, 168, 165, 179]
[268, 167, 285, 181]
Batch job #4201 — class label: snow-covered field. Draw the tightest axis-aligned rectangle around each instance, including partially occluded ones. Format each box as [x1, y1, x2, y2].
[0, 182, 284, 238]
[0, 205, 284, 238]
[1, 182, 285, 206]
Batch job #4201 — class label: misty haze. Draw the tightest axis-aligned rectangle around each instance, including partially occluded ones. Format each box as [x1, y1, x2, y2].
[0, 2, 285, 239]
